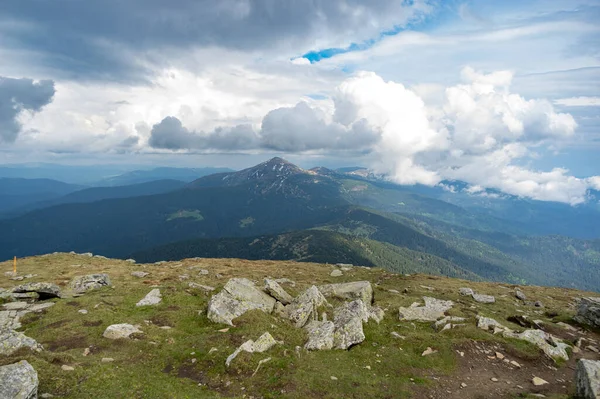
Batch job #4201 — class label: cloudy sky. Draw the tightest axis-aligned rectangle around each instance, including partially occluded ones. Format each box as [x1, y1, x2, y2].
[0, 0, 599, 204]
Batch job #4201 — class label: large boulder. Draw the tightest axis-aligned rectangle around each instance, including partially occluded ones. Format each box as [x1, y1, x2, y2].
[70, 274, 111, 293]
[575, 297, 600, 329]
[0, 360, 38, 399]
[333, 299, 370, 349]
[225, 332, 278, 367]
[136, 289, 162, 307]
[318, 281, 373, 305]
[0, 329, 43, 356]
[304, 320, 335, 350]
[576, 359, 600, 399]
[398, 297, 454, 322]
[12, 282, 61, 299]
[103, 323, 142, 339]
[285, 286, 328, 328]
[503, 329, 570, 361]
[264, 279, 293, 305]
[207, 278, 276, 326]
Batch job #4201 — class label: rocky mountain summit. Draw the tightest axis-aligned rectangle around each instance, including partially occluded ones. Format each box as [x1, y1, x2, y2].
[0, 252, 599, 398]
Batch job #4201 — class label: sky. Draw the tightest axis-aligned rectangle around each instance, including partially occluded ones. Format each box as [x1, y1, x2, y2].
[0, 0, 599, 204]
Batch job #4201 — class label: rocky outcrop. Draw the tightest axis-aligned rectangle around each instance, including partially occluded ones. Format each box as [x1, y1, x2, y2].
[0, 360, 38, 399]
[12, 282, 61, 299]
[70, 274, 111, 293]
[225, 332, 278, 367]
[0, 329, 43, 356]
[576, 359, 600, 399]
[103, 324, 142, 339]
[319, 281, 373, 305]
[136, 289, 162, 306]
[575, 297, 600, 329]
[398, 297, 454, 322]
[207, 278, 276, 326]
[264, 279, 293, 305]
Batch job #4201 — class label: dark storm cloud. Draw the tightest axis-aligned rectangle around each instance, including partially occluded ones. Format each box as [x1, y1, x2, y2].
[0, 0, 427, 81]
[0, 76, 55, 143]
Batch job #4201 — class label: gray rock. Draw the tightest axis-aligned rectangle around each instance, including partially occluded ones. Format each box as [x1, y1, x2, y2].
[0, 360, 38, 399]
[131, 271, 149, 278]
[70, 274, 111, 293]
[274, 278, 296, 287]
[285, 286, 328, 328]
[330, 270, 343, 277]
[12, 282, 61, 299]
[433, 316, 467, 331]
[80, 252, 93, 257]
[264, 279, 293, 305]
[103, 324, 142, 339]
[223, 278, 276, 312]
[472, 294, 495, 303]
[0, 310, 22, 330]
[318, 281, 373, 305]
[136, 289, 162, 306]
[459, 288, 474, 296]
[225, 332, 277, 366]
[125, 259, 136, 263]
[515, 289, 527, 301]
[575, 297, 600, 328]
[502, 329, 569, 361]
[10, 293, 40, 300]
[2, 302, 29, 311]
[476, 316, 510, 333]
[197, 269, 209, 275]
[333, 299, 368, 349]
[304, 320, 335, 350]
[188, 282, 215, 292]
[576, 359, 600, 399]
[398, 297, 454, 322]
[0, 329, 43, 356]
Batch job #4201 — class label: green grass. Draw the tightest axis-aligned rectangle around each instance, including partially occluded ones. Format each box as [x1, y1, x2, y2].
[167, 210, 204, 222]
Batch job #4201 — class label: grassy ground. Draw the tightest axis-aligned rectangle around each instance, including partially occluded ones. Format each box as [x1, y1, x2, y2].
[0, 253, 598, 398]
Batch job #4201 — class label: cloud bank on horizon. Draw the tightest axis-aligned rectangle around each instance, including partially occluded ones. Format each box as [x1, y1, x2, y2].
[0, 0, 599, 204]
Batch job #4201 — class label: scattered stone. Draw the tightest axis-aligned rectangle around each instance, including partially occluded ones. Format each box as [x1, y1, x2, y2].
[207, 278, 276, 326]
[188, 282, 215, 292]
[225, 332, 278, 367]
[433, 316, 466, 331]
[61, 365, 75, 371]
[460, 383, 467, 388]
[274, 278, 296, 287]
[103, 323, 142, 339]
[391, 332, 406, 339]
[459, 288, 474, 296]
[12, 282, 61, 299]
[472, 293, 495, 303]
[101, 358, 115, 363]
[556, 321, 578, 332]
[476, 316, 510, 333]
[136, 289, 162, 306]
[0, 360, 38, 399]
[125, 259, 136, 263]
[532, 377, 548, 386]
[70, 274, 111, 293]
[503, 329, 570, 361]
[491, 377, 499, 382]
[2, 301, 29, 311]
[495, 352, 505, 359]
[80, 252, 93, 257]
[264, 278, 293, 305]
[304, 320, 335, 350]
[319, 281, 373, 305]
[510, 361, 521, 368]
[131, 271, 149, 278]
[0, 329, 43, 355]
[330, 269, 343, 277]
[515, 289, 527, 301]
[78, 309, 88, 314]
[422, 347, 437, 356]
[575, 297, 600, 328]
[576, 359, 600, 399]
[399, 297, 454, 322]
[388, 289, 400, 294]
[587, 345, 600, 354]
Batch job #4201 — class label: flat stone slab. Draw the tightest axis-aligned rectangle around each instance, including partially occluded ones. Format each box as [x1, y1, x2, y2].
[103, 324, 142, 339]
[398, 297, 454, 322]
[0, 360, 38, 399]
[0, 329, 43, 356]
[136, 289, 162, 306]
[318, 281, 373, 305]
[472, 294, 495, 303]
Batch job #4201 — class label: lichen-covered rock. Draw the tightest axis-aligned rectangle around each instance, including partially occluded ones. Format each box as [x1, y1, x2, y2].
[319, 281, 373, 305]
[12, 282, 61, 299]
[0, 329, 43, 356]
[576, 359, 600, 399]
[70, 274, 111, 293]
[503, 329, 570, 361]
[136, 289, 162, 306]
[333, 300, 368, 349]
[223, 278, 276, 312]
[225, 332, 277, 366]
[575, 297, 600, 329]
[472, 294, 495, 303]
[207, 278, 276, 326]
[476, 316, 510, 333]
[304, 320, 335, 350]
[286, 286, 328, 328]
[398, 297, 454, 322]
[459, 288, 474, 296]
[433, 316, 467, 331]
[0, 360, 38, 399]
[264, 279, 293, 305]
[102, 323, 142, 339]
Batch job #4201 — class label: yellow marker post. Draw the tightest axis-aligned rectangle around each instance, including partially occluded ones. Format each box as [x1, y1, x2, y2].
[13, 256, 16, 274]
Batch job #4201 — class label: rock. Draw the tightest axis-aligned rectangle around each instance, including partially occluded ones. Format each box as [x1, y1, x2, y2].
[304, 320, 335, 350]
[12, 282, 62, 299]
[472, 293, 495, 303]
[70, 274, 111, 293]
[534, 301, 544, 308]
[398, 297, 454, 322]
[515, 289, 527, 301]
[556, 321, 578, 331]
[78, 309, 88, 314]
[285, 286, 328, 328]
[491, 377, 498, 382]
[330, 376, 338, 380]
[330, 270, 343, 277]
[318, 281, 374, 305]
[476, 316, 510, 333]
[433, 316, 466, 331]
[103, 323, 142, 339]
[125, 259, 136, 263]
[532, 377, 548, 386]
[136, 289, 162, 306]
[197, 269, 209, 275]
[274, 278, 296, 287]
[459, 288, 474, 296]
[207, 278, 276, 326]
[0, 360, 38, 399]
[503, 329, 570, 361]
[0, 329, 43, 355]
[131, 271, 149, 278]
[575, 297, 600, 328]
[332, 299, 373, 350]
[225, 332, 277, 366]
[188, 282, 215, 292]
[576, 359, 600, 399]
[2, 302, 29, 311]
[422, 347, 437, 356]
[495, 352, 505, 359]
[80, 252, 93, 257]
[61, 365, 74, 371]
[510, 360, 521, 368]
[101, 358, 115, 363]
[264, 279, 293, 305]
